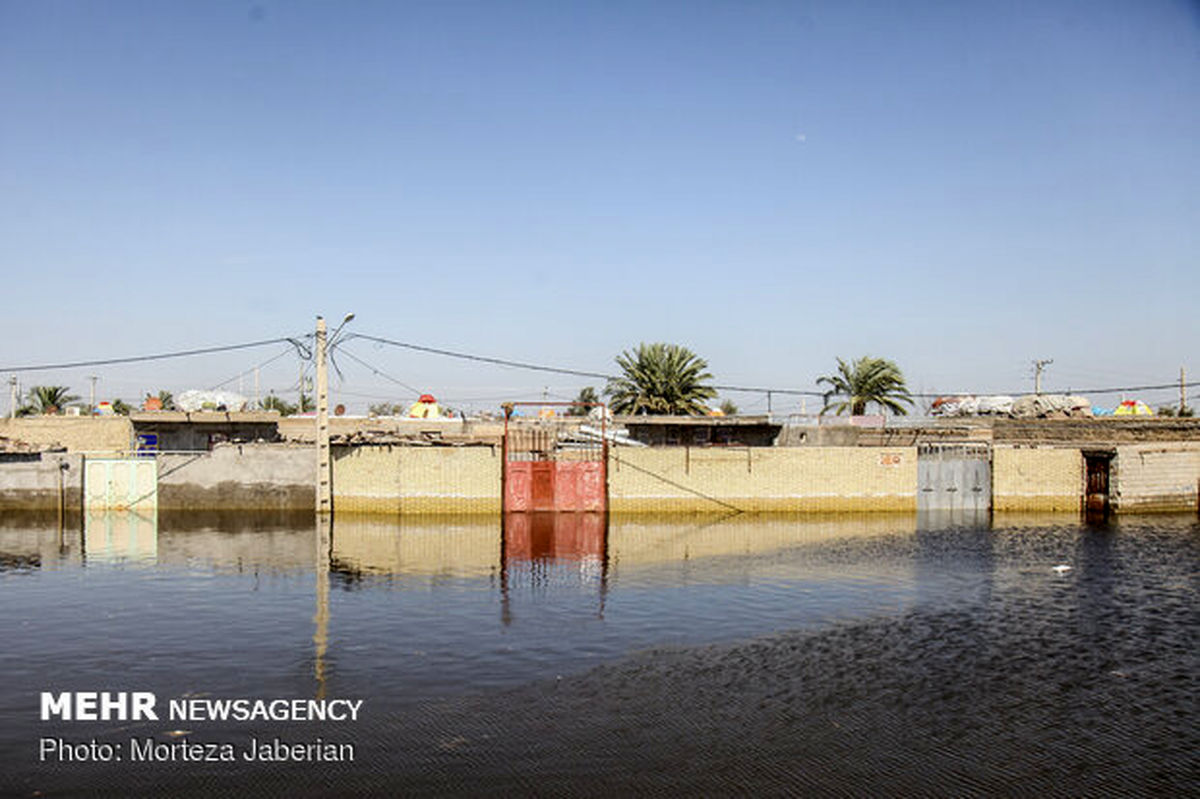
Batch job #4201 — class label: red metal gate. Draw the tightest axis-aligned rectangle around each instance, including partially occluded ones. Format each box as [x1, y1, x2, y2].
[502, 402, 608, 512]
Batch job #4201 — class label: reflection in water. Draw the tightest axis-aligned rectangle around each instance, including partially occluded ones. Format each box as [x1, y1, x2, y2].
[0, 510, 1196, 796]
[501, 512, 610, 625]
[314, 513, 331, 700]
[83, 510, 158, 563]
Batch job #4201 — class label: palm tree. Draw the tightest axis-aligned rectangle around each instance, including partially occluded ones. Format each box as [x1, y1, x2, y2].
[156, 390, 176, 411]
[817, 356, 913, 416]
[26, 385, 79, 415]
[566, 386, 599, 416]
[605, 342, 717, 415]
[262, 394, 298, 416]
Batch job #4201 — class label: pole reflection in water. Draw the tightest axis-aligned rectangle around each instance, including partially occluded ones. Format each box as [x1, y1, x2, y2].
[501, 512, 609, 624]
[313, 513, 332, 700]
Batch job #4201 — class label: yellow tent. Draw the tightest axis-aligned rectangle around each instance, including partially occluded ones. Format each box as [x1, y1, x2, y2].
[1113, 400, 1153, 416]
[407, 394, 440, 419]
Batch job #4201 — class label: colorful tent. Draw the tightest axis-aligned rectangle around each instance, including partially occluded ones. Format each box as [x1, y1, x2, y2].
[1113, 400, 1154, 416]
[407, 394, 440, 419]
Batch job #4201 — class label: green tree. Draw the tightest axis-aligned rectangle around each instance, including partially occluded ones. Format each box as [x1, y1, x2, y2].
[111, 398, 132, 416]
[817, 356, 913, 416]
[566, 386, 600, 416]
[299, 393, 315, 413]
[25, 385, 79, 415]
[368, 401, 406, 417]
[156, 390, 176, 411]
[262, 394, 298, 416]
[605, 342, 717, 415]
[719, 398, 739, 416]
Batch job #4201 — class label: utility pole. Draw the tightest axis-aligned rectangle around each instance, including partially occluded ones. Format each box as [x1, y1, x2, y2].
[88, 375, 98, 415]
[315, 316, 331, 515]
[8, 376, 17, 419]
[1182, 367, 1188, 415]
[1032, 359, 1053, 395]
[766, 391, 773, 416]
[254, 367, 261, 411]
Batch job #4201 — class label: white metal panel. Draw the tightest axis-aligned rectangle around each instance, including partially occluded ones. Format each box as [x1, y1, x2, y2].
[83, 457, 158, 511]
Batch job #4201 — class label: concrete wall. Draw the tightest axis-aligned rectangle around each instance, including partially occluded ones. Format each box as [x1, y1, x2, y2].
[0, 418, 131, 453]
[609, 446, 917, 513]
[992, 446, 1082, 512]
[157, 443, 313, 510]
[0, 453, 82, 511]
[332, 445, 501, 514]
[1114, 444, 1200, 512]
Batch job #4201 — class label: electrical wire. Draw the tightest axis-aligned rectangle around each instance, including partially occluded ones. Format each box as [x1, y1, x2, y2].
[209, 346, 296, 391]
[0, 337, 304, 373]
[347, 333, 614, 380]
[336, 346, 425, 397]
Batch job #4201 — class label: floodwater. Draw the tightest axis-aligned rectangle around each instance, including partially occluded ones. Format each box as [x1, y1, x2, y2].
[1, 510, 1196, 797]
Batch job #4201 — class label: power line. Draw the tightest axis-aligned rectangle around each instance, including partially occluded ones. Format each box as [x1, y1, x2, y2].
[209, 346, 296, 391]
[354, 331, 1196, 401]
[336, 346, 425, 397]
[349, 332, 827, 396]
[0, 337, 304, 373]
[348, 333, 614, 380]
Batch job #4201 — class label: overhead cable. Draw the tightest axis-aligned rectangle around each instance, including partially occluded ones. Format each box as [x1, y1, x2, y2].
[1, 337, 305, 373]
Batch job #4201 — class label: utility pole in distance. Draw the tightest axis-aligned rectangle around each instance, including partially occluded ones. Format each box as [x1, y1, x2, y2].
[315, 316, 331, 515]
[1033, 359, 1053, 395]
[88, 375, 98, 415]
[8, 376, 17, 419]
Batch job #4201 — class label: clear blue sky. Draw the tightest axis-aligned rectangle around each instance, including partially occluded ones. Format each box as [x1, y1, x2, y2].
[2, 0, 1197, 413]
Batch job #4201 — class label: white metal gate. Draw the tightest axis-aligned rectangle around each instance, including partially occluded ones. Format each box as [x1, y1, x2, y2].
[918, 443, 991, 514]
[83, 457, 158, 511]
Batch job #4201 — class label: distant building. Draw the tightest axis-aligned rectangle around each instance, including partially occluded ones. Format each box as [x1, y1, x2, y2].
[620, 415, 782, 447]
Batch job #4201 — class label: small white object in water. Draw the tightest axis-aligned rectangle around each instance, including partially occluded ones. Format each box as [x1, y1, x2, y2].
[1053, 564, 1072, 574]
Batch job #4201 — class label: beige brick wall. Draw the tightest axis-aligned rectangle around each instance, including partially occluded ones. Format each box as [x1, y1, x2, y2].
[1114, 444, 1200, 512]
[0, 417, 132, 453]
[609, 446, 917, 513]
[332, 446, 501, 514]
[992, 446, 1082, 512]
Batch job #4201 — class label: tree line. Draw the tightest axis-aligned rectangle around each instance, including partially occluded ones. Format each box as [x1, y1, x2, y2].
[9, 344, 915, 418]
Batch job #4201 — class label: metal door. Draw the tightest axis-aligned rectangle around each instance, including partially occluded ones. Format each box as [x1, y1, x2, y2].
[502, 402, 608, 512]
[84, 457, 158, 511]
[918, 443, 991, 514]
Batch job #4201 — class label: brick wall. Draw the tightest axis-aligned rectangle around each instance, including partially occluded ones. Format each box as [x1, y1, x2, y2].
[332, 446, 501, 514]
[609, 446, 917, 513]
[0, 418, 132, 453]
[1114, 444, 1200, 512]
[992, 446, 1082, 512]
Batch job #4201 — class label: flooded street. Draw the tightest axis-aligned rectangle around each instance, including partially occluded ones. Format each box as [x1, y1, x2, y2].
[2, 511, 1196, 796]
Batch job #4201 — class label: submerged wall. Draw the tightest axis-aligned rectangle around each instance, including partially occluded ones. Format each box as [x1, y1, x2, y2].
[0, 453, 83, 511]
[1114, 444, 1200, 512]
[2, 440, 1198, 515]
[332, 446, 501, 514]
[992, 446, 1082, 512]
[608, 447, 918, 513]
[157, 444, 313, 510]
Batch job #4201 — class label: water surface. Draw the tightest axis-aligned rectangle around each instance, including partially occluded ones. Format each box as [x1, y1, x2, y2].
[1, 511, 1196, 796]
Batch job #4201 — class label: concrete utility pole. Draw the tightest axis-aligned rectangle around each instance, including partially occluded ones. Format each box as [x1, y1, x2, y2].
[9, 376, 17, 419]
[1033, 359, 1053, 395]
[254, 367, 261, 411]
[1182, 367, 1188, 415]
[315, 316, 331, 515]
[88, 375, 98, 414]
